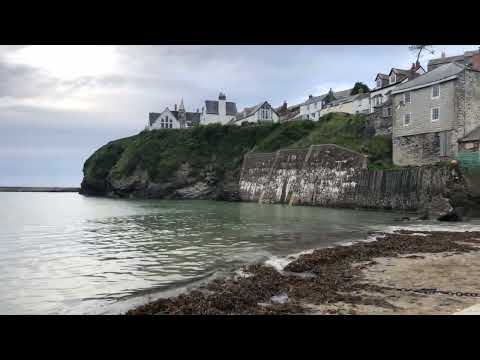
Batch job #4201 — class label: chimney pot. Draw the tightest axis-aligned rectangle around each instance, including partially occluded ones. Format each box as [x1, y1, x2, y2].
[441, 51, 446, 58]
[309, 95, 313, 99]
[174, 104, 177, 111]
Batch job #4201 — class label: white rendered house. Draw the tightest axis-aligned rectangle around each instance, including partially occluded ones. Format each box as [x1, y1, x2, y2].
[148, 99, 201, 130]
[201, 93, 238, 125]
[232, 101, 280, 125]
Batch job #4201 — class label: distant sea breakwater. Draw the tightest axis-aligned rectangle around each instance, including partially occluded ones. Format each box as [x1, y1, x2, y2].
[0, 187, 80, 193]
[239, 144, 451, 211]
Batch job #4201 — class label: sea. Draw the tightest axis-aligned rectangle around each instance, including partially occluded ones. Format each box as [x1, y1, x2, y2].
[1, 192, 478, 314]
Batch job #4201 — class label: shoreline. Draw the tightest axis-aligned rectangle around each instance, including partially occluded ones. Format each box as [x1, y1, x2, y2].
[126, 229, 480, 315]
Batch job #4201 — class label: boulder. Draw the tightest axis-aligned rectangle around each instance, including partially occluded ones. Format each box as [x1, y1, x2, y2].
[437, 207, 465, 222]
[418, 196, 453, 220]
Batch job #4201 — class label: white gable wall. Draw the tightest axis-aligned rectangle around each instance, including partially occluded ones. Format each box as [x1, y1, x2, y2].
[150, 108, 181, 130]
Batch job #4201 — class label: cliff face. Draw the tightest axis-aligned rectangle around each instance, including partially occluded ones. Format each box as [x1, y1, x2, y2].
[80, 114, 392, 200]
[80, 124, 276, 199]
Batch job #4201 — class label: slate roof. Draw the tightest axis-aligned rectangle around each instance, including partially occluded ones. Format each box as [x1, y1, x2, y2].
[303, 88, 353, 106]
[325, 92, 368, 107]
[205, 100, 218, 114]
[149, 109, 200, 126]
[375, 73, 389, 80]
[149, 112, 161, 126]
[235, 101, 278, 121]
[204, 100, 237, 115]
[459, 126, 480, 142]
[392, 62, 465, 94]
[428, 50, 479, 68]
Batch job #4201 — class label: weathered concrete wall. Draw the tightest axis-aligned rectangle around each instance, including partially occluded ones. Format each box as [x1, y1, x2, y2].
[239, 144, 450, 210]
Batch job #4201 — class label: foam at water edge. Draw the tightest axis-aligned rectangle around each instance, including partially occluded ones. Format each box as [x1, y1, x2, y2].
[264, 248, 321, 272]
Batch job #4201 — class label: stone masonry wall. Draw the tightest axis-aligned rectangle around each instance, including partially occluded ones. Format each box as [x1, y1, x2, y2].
[239, 144, 450, 210]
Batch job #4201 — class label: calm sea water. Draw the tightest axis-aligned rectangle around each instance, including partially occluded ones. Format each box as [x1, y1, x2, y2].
[1, 192, 478, 314]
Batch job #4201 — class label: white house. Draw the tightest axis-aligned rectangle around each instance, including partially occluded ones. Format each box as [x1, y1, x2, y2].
[148, 99, 201, 130]
[299, 89, 352, 120]
[370, 62, 425, 113]
[232, 101, 279, 125]
[201, 92, 238, 125]
[320, 92, 370, 116]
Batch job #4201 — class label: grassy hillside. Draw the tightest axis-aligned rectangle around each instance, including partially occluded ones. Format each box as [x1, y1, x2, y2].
[81, 113, 392, 196]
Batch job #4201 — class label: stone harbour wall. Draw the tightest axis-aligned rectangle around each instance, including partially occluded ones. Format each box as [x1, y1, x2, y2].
[239, 144, 450, 210]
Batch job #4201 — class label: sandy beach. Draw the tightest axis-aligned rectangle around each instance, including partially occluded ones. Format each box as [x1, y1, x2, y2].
[126, 230, 480, 315]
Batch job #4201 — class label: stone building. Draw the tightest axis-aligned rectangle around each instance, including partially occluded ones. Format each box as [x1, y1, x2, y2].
[148, 99, 201, 130]
[367, 62, 425, 136]
[232, 101, 280, 125]
[391, 56, 480, 166]
[200, 92, 238, 125]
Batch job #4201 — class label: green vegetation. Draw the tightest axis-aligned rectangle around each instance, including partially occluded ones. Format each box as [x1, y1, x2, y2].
[82, 113, 393, 194]
[350, 82, 370, 95]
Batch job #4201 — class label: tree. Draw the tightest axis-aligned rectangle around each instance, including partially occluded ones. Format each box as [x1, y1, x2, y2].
[350, 82, 370, 95]
[409, 45, 435, 63]
[323, 88, 336, 103]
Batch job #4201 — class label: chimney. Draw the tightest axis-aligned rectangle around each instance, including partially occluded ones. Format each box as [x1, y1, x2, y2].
[219, 92, 226, 100]
[309, 95, 313, 99]
[441, 51, 446, 58]
[174, 104, 177, 111]
[196, 108, 199, 113]
[470, 52, 480, 71]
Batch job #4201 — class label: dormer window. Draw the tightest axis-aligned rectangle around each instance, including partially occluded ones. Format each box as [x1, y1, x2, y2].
[376, 79, 382, 88]
[389, 73, 396, 84]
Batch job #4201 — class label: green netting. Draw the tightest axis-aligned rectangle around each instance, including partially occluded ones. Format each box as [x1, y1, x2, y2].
[456, 151, 480, 169]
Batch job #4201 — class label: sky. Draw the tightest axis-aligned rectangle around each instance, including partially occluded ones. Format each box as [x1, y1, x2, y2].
[1, 45, 479, 187]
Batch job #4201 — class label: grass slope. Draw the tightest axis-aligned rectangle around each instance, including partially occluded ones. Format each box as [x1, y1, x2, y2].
[82, 113, 393, 193]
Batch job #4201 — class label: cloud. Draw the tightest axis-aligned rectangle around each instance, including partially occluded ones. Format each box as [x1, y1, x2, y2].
[1, 44, 480, 186]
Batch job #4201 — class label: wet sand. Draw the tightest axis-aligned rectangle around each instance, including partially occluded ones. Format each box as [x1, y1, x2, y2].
[126, 230, 480, 315]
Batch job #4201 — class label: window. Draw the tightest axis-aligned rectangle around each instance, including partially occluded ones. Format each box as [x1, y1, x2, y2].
[376, 79, 382, 88]
[404, 92, 411, 104]
[403, 113, 411, 126]
[432, 84, 440, 99]
[383, 107, 392, 117]
[170, 123, 173, 128]
[431, 107, 439, 122]
[374, 96, 382, 106]
[389, 73, 396, 84]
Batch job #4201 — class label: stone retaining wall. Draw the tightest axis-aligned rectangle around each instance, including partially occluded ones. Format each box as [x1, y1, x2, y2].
[239, 144, 450, 210]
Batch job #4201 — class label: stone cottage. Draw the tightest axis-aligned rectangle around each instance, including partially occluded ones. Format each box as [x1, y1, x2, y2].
[367, 62, 425, 136]
[148, 99, 201, 130]
[391, 56, 480, 166]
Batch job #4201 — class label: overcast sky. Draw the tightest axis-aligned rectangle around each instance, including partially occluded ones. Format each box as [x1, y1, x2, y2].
[1, 45, 479, 187]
